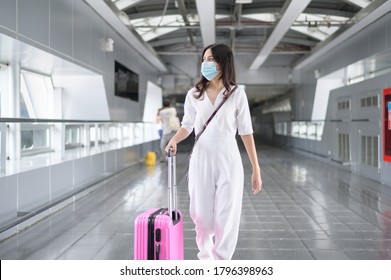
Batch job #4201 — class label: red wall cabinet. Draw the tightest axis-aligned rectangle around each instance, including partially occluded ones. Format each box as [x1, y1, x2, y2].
[384, 88, 391, 162]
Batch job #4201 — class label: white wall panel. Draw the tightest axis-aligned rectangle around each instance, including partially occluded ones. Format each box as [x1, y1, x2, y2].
[52, 75, 110, 120]
[105, 150, 116, 173]
[0, 0, 16, 32]
[18, 0, 50, 46]
[90, 11, 105, 71]
[73, 0, 92, 66]
[50, 161, 73, 201]
[50, 0, 73, 57]
[387, 13, 391, 49]
[117, 146, 139, 170]
[18, 167, 50, 213]
[382, 161, 391, 185]
[73, 157, 91, 188]
[0, 175, 17, 225]
[90, 154, 105, 177]
[368, 17, 387, 55]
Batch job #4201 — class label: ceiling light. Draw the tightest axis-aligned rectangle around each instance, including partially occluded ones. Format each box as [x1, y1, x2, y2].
[118, 11, 130, 25]
[235, 0, 253, 4]
[104, 38, 114, 52]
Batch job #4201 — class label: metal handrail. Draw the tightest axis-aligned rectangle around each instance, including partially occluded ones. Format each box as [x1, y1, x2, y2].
[0, 118, 148, 123]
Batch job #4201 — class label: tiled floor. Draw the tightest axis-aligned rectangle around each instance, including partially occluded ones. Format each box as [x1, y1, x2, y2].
[0, 144, 391, 260]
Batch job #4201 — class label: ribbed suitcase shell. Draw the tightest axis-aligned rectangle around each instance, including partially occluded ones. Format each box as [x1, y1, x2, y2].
[133, 149, 183, 260]
[134, 208, 183, 260]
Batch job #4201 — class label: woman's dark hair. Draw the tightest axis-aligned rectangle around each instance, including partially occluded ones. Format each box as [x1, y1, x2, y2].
[163, 99, 171, 107]
[194, 44, 237, 100]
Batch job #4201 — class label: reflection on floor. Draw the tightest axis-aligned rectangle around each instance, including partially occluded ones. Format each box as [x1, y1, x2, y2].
[0, 145, 390, 260]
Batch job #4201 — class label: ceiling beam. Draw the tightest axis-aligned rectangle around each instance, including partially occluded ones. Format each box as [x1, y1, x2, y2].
[126, 7, 356, 22]
[230, 4, 242, 52]
[195, 0, 216, 47]
[85, 0, 167, 72]
[176, 0, 196, 49]
[249, 0, 312, 70]
[157, 50, 309, 56]
[294, 0, 391, 70]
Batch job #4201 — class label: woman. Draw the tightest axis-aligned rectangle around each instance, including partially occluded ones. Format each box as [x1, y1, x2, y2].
[165, 43, 262, 260]
[157, 99, 179, 162]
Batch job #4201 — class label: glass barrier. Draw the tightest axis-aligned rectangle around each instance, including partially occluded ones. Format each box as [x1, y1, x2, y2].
[275, 121, 325, 141]
[0, 119, 160, 174]
[21, 123, 53, 156]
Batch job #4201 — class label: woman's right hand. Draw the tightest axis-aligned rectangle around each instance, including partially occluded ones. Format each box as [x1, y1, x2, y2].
[164, 127, 191, 155]
[165, 138, 177, 155]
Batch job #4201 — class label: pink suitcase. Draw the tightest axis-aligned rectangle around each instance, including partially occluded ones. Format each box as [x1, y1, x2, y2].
[134, 149, 184, 260]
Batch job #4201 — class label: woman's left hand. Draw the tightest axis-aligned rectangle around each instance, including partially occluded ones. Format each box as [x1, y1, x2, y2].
[252, 170, 263, 195]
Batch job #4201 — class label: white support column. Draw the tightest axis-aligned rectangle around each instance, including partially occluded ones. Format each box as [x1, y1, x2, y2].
[51, 87, 64, 158]
[103, 124, 109, 144]
[7, 63, 21, 160]
[61, 123, 66, 159]
[94, 123, 99, 149]
[83, 124, 91, 148]
[0, 64, 10, 117]
[118, 124, 123, 147]
[0, 64, 8, 173]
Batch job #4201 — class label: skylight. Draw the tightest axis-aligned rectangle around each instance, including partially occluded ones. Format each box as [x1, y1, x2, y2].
[130, 15, 199, 42]
[345, 0, 373, 8]
[123, 9, 351, 43]
[242, 13, 350, 42]
[112, 0, 144, 11]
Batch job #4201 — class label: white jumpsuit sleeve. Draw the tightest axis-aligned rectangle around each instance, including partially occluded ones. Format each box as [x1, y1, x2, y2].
[236, 88, 254, 135]
[181, 90, 197, 133]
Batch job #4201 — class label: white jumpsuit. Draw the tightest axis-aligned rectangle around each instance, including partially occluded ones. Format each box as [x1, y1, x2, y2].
[181, 86, 253, 260]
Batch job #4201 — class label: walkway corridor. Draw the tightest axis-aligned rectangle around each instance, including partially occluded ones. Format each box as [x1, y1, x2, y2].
[0, 145, 390, 260]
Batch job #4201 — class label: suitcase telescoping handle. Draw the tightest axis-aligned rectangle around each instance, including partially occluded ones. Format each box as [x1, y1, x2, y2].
[167, 148, 178, 221]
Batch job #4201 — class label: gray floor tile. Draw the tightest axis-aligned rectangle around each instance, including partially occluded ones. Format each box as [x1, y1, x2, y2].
[93, 234, 133, 260]
[344, 250, 391, 260]
[236, 238, 272, 250]
[237, 249, 276, 260]
[333, 239, 378, 250]
[302, 239, 342, 250]
[57, 233, 113, 260]
[295, 230, 329, 240]
[269, 239, 306, 250]
[264, 230, 298, 239]
[184, 249, 198, 260]
[274, 250, 313, 260]
[309, 249, 350, 260]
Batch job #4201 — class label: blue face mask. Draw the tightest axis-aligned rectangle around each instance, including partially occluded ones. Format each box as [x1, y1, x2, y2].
[201, 61, 220, 81]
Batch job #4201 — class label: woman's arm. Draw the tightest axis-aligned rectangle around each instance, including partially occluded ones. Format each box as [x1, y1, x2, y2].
[165, 127, 191, 155]
[240, 134, 263, 195]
